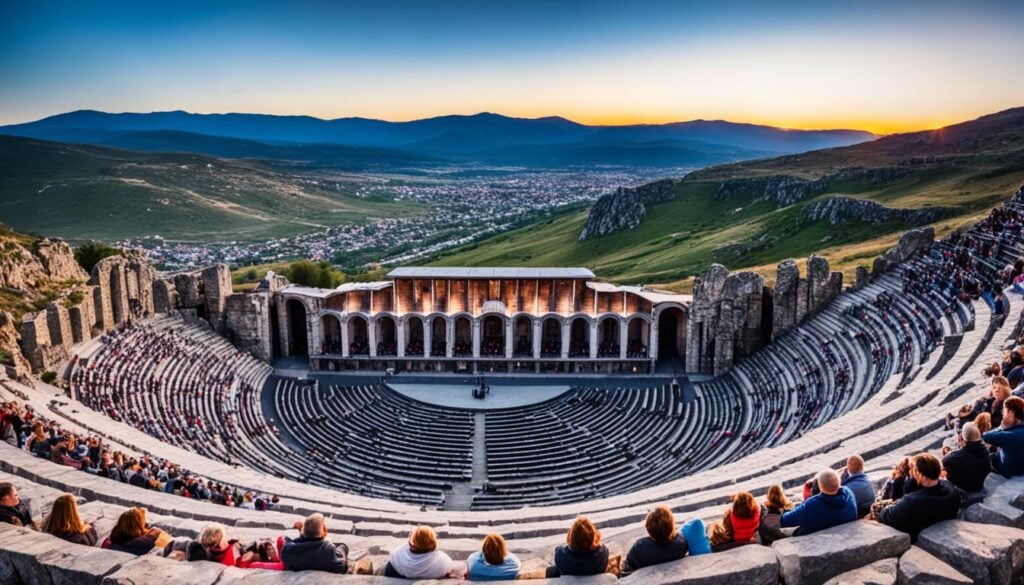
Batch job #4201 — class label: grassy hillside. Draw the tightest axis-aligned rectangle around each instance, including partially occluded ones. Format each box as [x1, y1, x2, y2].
[0, 135, 424, 244]
[428, 108, 1024, 291]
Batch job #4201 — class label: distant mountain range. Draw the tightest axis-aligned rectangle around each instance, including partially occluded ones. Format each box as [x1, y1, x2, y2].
[0, 110, 876, 169]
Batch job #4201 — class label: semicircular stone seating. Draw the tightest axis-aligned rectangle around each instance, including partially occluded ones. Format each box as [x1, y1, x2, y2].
[2, 192, 1024, 583]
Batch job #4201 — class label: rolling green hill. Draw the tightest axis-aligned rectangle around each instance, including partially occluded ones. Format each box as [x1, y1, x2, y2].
[0, 135, 423, 244]
[427, 108, 1024, 291]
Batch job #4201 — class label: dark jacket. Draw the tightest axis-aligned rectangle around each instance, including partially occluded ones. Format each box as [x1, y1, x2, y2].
[549, 543, 609, 577]
[281, 535, 349, 573]
[942, 440, 991, 493]
[102, 533, 158, 556]
[840, 472, 876, 517]
[0, 501, 33, 528]
[780, 486, 858, 535]
[53, 525, 98, 547]
[878, 480, 961, 540]
[620, 534, 687, 576]
[984, 424, 1024, 477]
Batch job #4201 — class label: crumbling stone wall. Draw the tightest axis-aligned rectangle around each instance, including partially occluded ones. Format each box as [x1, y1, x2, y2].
[224, 292, 273, 361]
[772, 255, 843, 340]
[686, 265, 770, 375]
[91, 254, 157, 330]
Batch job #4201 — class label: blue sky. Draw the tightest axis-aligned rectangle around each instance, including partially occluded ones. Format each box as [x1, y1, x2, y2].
[2, 0, 1023, 132]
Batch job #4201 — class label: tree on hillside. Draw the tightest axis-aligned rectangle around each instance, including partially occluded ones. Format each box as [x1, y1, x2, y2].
[287, 260, 346, 289]
[74, 241, 122, 273]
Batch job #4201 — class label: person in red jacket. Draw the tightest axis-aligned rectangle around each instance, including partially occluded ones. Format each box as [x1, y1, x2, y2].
[709, 491, 761, 551]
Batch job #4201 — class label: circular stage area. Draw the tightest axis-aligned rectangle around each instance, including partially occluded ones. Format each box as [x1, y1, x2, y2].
[387, 381, 571, 410]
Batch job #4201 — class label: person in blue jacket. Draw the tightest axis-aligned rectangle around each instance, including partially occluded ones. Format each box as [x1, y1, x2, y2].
[781, 469, 858, 535]
[467, 533, 520, 581]
[840, 455, 876, 518]
[984, 396, 1024, 478]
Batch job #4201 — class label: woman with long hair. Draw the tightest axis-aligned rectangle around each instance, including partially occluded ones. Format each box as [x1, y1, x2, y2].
[101, 507, 171, 556]
[758, 485, 793, 546]
[42, 494, 97, 546]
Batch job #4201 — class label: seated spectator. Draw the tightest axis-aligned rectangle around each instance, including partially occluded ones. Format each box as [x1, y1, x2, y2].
[620, 505, 687, 577]
[280, 513, 348, 573]
[0, 482, 37, 529]
[545, 517, 610, 578]
[682, 517, 711, 556]
[101, 507, 171, 555]
[781, 469, 858, 535]
[386, 525, 455, 579]
[840, 455, 875, 518]
[191, 522, 284, 570]
[466, 533, 520, 581]
[990, 378, 1013, 428]
[759, 485, 794, 546]
[942, 422, 991, 493]
[875, 453, 961, 540]
[984, 396, 1024, 478]
[882, 457, 918, 500]
[709, 492, 761, 551]
[42, 494, 96, 546]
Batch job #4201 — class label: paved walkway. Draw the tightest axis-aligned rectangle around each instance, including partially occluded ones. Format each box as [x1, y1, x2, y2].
[388, 382, 571, 410]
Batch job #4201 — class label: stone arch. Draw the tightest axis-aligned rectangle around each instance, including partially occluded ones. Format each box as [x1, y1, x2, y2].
[513, 314, 533, 357]
[598, 316, 621, 357]
[347, 315, 369, 355]
[569, 316, 590, 358]
[376, 315, 398, 356]
[285, 298, 309, 356]
[626, 316, 651, 358]
[453, 314, 473, 357]
[320, 313, 342, 354]
[540, 316, 563, 357]
[480, 314, 506, 357]
[404, 315, 425, 357]
[657, 305, 687, 364]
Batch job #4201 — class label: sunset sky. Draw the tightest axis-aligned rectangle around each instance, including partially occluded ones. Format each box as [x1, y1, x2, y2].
[2, 0, 1023, 133]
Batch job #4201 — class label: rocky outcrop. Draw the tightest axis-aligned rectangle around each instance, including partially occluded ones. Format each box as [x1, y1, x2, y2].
[0, 312, 31, 380]
[804, 196, 955, 226]
[714, 166, 913, 209]
[578, 179, 679, 240]
[0, 237, 87, 293]
[686, 264, 770, 376]
[90, 254, 157, 332]
[714, 174, 831, 207]
[872, 227, 935, 276]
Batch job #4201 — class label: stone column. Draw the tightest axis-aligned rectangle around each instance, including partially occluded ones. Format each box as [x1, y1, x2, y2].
[397, 319, 406, 358]
[446, 318, 454, 358]
[368, 316, 378, 357]
[589, 321, 598, 359]
[505, 319, 513, 359]
[276, 299, 291, 357]
[472, 319, 481, 358]
[619, 319, 628, 360]
[341, 318, 350, 358]
[532, 319, 542, 359]
[561, 320, 570, 360]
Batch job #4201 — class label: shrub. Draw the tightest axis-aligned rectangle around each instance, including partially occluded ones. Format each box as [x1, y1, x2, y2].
[74, 241, 122, 273]
[41, 371, 57, 384]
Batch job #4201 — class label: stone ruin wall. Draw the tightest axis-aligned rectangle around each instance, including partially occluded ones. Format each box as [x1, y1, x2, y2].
[17, 250, 283, 372]
[687, 227, 936, 376]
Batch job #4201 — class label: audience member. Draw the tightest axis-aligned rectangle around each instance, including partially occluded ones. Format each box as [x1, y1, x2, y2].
[101, 507, 171, 555]
[0, 482, 37, 529]
[984, 396, 1024, 477]
[942, 422, 991, 494]
[875, 453, 961, 540]
[709, 492, 760, 551]
[545, 517, 610, 578]
[466, 533, 520, 581]
[620, 505, 687, 577]
[386, 526, 455, 579]
[280, 513, 348, 573]
[42, 494, 96, 546]
[781, 469, 857, 535]
[759, 485, 793, 546]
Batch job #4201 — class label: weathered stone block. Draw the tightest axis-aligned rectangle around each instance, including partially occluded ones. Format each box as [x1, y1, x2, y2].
[963, 476, 1024, 529]
[897, 545, 973, 585]
[100, 554, 226, 585]
[824, 557, 897, 585]
[917, 520, 1024, 585]
[772, 521, 911, 584]
[620, 543, 778, 585]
